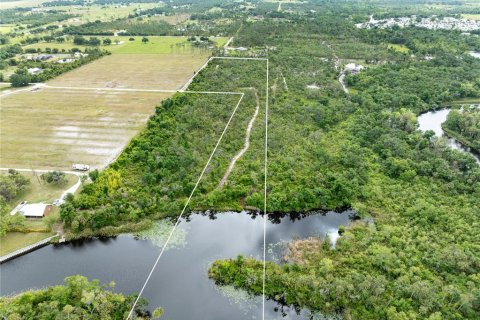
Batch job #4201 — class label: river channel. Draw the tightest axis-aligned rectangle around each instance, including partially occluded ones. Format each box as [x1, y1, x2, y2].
[417, 107, 480, 163]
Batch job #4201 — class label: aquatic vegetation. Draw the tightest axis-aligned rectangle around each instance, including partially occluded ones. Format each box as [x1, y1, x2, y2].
[130, 220, 188, 250]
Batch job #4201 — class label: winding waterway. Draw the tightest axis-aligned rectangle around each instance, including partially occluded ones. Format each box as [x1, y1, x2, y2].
[417, 108, 480, 163]
[0, 210, 355, 319]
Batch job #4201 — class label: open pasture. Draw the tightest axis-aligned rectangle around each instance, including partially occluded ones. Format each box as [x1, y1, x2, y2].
[462, 14, 480, 21]
[44, 36, 227, 89]
[0, 0, 48, 9]
[22, 36, 227, 54]
[48, 53, 208, 90]
[0, 88, 171, 170]
[56, 3, 160, 25]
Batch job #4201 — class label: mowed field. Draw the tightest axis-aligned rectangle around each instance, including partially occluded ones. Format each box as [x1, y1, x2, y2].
[48, 53, 206, 89]
[1, 37, 223, 170]
[1, 88, 170, 170]
[47, 37, 222, 89]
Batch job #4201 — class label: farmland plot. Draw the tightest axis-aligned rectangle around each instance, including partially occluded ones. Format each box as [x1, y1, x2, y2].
[48, 53, 208, 90]
[0, 88, 170, 170]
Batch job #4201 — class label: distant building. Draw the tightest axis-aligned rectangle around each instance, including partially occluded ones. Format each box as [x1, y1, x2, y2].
[19, 203, 51, 218]
[35, 54, 53, 61]
[344, 63, 365, 74]
[57, 58, 74, 64]
[27, 67, 43, 75]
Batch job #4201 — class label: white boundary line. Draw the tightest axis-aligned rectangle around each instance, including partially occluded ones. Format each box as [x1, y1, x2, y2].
[120, 55, 269, 319]
[262, 57, 269, 320]
[126, 92, 245, 319]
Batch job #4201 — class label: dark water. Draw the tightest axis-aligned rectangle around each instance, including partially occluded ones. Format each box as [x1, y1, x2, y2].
[0, 210, 354, 319]
[417, 108, 480, 163]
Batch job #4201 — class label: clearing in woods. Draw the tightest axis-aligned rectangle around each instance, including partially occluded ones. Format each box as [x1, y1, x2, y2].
[1, 37, 226, 170]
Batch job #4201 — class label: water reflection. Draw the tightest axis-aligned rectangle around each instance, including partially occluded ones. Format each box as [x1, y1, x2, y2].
[1, 210, 353, 319]
[417, 108, 480, 163]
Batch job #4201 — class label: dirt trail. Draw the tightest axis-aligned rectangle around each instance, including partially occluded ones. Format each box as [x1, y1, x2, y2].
[323, 41, 348, 94]
[219, 91, 260, 188]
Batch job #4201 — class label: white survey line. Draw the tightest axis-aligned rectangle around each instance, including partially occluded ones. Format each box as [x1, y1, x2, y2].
[0, 168, 81, 176]
[127, 93, 245, 319]
[127, 55, 270, 319]
[262, 56, 269, 320]
[213, 56, 268, 61]
[31, 84, 243, 96]
[0, 83, 44, 98]
[219, 90, 260, 187]
[224, 37, 234, 48]
[180, 57, 214, 91]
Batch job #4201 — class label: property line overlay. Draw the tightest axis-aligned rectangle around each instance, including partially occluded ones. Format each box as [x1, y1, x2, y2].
[262, 57, 269, 320]
[127, 55, 269, 319]
[126, 92, 244, 319]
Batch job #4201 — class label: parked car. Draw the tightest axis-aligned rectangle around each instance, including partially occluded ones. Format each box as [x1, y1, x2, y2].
[72, 164, 90, 171]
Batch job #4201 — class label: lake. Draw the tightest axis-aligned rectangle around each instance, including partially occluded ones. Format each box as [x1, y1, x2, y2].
[0, 210, 354, 319]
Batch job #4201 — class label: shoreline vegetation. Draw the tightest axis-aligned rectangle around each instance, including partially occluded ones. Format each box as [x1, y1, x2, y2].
[442, 106, 480, 154]
[442, 125, 480, 154]
[0, 275, 163, 319]
[1, 0, 480, 319]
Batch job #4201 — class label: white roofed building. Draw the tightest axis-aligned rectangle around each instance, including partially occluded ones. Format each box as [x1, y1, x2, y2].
[18, 203, 51, 218]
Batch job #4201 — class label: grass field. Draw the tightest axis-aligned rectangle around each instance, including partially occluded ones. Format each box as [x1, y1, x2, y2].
[149, 14, 191, 25]
[46, 37, 223, 89]
[0, 0, 48, 9]
[387, 43, 409, 53]
[462, 14, 480, 20]
[0, 25, 16, 34]
[22, 36, 227, 54]
[2, 171, 78, 207]
[2, 36, 222, 170]
[0, 231, 55, 256]
[0, 88, 171, 170]
[56, 3, 160, 25]
[48, 53, 207, 89]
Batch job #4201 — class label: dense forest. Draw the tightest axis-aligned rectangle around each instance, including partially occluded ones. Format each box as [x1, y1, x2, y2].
[2, 0, 479, 319]
[0, 275, 162, 319]
[444, 106, 480, 152]
[207, 17, 480, 320]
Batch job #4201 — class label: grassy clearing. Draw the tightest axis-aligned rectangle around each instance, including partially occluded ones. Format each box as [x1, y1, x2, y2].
[0, 25, 16, 34]
[462, 14, 480, 20]
[22, 36, 227, 54]
[0, 231, 55, 256]
[55, 3, 160, 25]
[2, 171, 78, 206]
[387, 43, 409, 53]
[3, 36, 220, 170]
[0, 0, 48, 9]
[0, 88, 171, 170]
[149, 14, 191, 25]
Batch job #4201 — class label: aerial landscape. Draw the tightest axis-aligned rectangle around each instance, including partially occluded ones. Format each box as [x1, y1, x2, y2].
[0, 0, 479, 319]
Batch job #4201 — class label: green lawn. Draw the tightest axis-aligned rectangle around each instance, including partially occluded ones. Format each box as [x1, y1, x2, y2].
[462, 14, 480, 21]
[0, 231, 55, 256]
[0, 25, 16, 34]
[387, 43, 409, 53]
[3, 171, 79, 207]
[21, 36, 228, 54]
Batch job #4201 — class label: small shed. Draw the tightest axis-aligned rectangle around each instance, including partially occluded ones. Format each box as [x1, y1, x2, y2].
[19, 203, 51, 218]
